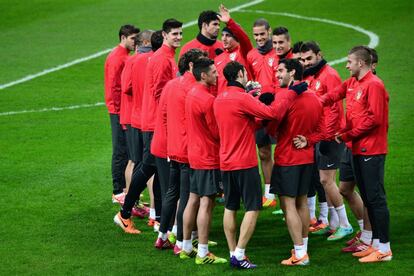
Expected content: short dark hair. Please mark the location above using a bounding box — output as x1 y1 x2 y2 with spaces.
151 30 163 52
279 58 303 81
349 45 372 66
223 61 245 82
135 30 154 47
253 18 270 30
192 58 215 81
119 24 140 41
292 41 303 54
367 47 378 64
198 10 219 30
162 18 183 33
178 49 208 75
272 26 290 40
300 41 321 54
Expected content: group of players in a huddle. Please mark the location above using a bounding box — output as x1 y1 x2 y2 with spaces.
104 4 391 268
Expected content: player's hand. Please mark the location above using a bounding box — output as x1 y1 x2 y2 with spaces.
288 82 308 95
293 135 308 149
334 133 343 144
217 4 230 23
258 93 275 105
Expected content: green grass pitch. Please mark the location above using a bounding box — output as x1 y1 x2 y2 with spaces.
0 0 413 274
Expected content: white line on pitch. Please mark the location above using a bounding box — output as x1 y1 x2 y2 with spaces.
238 9 379 66
0 102 105 116
0 0 264 91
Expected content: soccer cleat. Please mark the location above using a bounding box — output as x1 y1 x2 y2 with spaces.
131 206 147 219
309 218 317 226
230 256 257 269
262 196 277 208
310 221 329 234
179 248 198 259
168 232 176 245
281 250 309 266
196 253 227 265
272 209 284 215
327 226 353 241
359 250 392 263
352 246 376 258
153 221 160 233
147 218 156 226
342 240 371 253
112 192 125 205
173 245 182 255
154 238 174 250
113 212 141 234
346 230 361 246
192 239 217 247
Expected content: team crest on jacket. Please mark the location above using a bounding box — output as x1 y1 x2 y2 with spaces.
229 52 237 61
356 90 363 100
268 57 274 67
315 80 321 90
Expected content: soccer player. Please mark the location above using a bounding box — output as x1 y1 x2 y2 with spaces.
180 58 227 264
120 36 140 195
113 19 182 234
214 4 253 93
214 61 302 269
272 26 293 60
269 58 324 265
179 10 223 58
321 46 391 263
246 18 278 208
154 49 207 251
291 41 303 59
340 46 379 252
300 41 353 240
104 24 139 204
129 30 164 224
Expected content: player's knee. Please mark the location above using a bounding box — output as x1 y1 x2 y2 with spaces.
339 185 351 197
258 146 271 161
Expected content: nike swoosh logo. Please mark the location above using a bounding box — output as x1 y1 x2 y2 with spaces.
291 258 303 264
327 164 335 168
252 61 258 66
348 88 353 91
120 218 128 228
364 157 373 162
217 61 223 65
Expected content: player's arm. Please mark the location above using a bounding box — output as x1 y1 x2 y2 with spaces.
153 59 173 102
293 113 326 149
205 97 220 141
324 73 342 137
217 4 253 59
320 80 348 106
109 59 125 112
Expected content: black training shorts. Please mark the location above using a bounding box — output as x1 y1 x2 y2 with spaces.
222 166 262 211
270 164 313 197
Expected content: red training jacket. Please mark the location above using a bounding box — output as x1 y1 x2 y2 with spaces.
104 45 129 114
215 19 253 93
179 34 223 59
141 44 178 131
166 72 196 163
186 82 220 169
268 89 324 166
130 51 153 130
213 84 296 171
247 47 279 92
321 71 389 155
151 79 177 159
304 64 344 139
120 54 136 125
